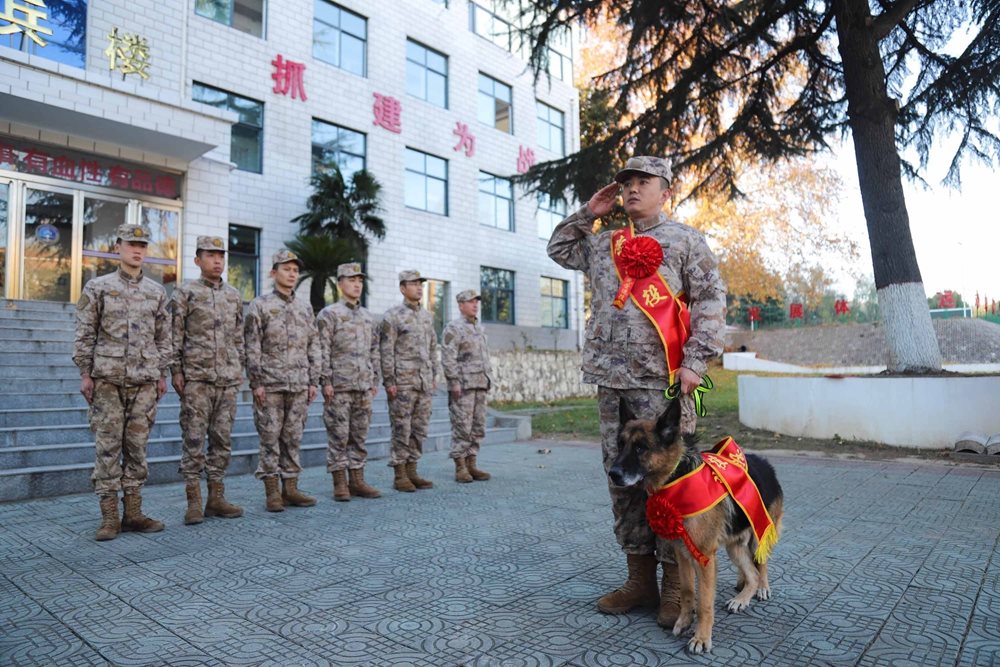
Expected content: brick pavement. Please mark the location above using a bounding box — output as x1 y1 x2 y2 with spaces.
1 442 998 666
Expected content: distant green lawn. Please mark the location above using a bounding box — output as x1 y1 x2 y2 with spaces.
494 367 741 438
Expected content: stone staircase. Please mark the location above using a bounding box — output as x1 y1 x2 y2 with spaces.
0 299 526 501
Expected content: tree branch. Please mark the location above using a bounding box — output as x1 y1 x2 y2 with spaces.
871 0 921 41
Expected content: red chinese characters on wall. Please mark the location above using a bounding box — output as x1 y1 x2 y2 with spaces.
452 122 475 157
373 93 402 133
271 54 308 101
516 146 536 174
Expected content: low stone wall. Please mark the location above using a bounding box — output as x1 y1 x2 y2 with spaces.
490 350 595 403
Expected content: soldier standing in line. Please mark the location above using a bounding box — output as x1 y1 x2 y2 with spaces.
170 236 245 525
316 262 382 501
380 270 439 493
244 250 322 512
547 157 726 627
441 289 493 483
74 223 171 541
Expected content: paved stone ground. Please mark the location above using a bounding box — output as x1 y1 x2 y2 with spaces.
1 442 999 666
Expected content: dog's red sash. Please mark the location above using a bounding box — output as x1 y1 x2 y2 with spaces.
646 437 779 567
610 224 690 384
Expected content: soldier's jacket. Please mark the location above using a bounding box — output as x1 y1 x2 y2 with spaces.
316 300 380 392
441 315 492 391
169 278 245 386
244 290 321 391
547 206 726 388
380 301 438 391
73 269 171 386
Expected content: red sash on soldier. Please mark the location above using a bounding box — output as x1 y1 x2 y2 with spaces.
610 224 691 384
645 437 779 567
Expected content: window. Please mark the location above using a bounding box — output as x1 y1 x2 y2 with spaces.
481 267 515 324
228 224 260 302
546 28 573 82
477 74 513 133
406 40 448 108
478 172 513 231
422 279 449 340
313 1 367 76
537 102 565 156
1 0 86 68
195 0 264 37
192 83 264 173
405 149 448 215
312 120 366 176
537 194 567 239
541 277 569 328
469 1 515 52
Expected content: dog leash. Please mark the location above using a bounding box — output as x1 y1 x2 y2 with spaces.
666 374 714 417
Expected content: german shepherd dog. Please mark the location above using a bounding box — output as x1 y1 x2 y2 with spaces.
608 398 784 654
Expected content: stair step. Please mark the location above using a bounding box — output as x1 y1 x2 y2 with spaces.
0 327 75 341
0 316 75 329
0 340 76 353
0 299 77 314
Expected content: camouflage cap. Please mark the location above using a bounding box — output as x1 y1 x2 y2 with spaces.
116 223 152 243
398 269 428 283
272 249 303 268
456 289 481 303
614 156 673 183
337 262 365 279
197 235 227 252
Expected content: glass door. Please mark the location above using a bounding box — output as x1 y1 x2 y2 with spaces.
21 185 76 302
0 182 9 296
80 194 130 293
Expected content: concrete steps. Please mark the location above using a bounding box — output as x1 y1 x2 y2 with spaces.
0 298 527 501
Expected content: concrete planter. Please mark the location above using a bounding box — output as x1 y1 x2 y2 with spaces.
738 375 1000 449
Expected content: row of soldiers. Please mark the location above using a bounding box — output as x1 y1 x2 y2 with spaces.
73 225 493 542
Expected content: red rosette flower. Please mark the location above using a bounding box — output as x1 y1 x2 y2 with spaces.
614 235 664 308
646 489 710 567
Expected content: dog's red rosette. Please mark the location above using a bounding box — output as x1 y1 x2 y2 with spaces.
646 490 711 567
613 236 664 309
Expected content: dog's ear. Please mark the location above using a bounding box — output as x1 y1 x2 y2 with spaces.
654 398 681 445
619 398 637 427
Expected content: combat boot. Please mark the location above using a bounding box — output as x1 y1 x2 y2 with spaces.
657 559 682 628
263 477 284 512
184 480 204 525
393 464 416 492
121 489 165 533
405 461 434 489
205 480 243 519
95 494 120 542
348 467 381 498
596 554 660 614
454 457 473 483
466 455 491 481
282 477 317 507
332 469 350 502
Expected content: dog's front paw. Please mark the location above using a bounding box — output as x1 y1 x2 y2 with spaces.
756 586 771 601
687 634 713 654
672 613 693 636
726 596 751 613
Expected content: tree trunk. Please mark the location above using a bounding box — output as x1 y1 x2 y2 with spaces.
309 276 326 314
833 0 942 372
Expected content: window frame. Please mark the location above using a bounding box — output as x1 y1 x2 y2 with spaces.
478 171 514 231
192 82 264 174
313 0 368 77
540 276 569 329
477 73 513 134
405 148 449 216
536 193 568 239
405 39 449 109
194 0 266 38
480 266 515 325
536 101 566 156
227 223 260 302
311 119 367 177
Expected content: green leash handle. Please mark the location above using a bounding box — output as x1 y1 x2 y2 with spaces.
665 374 714 417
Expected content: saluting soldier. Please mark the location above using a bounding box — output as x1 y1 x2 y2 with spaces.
244 250 322 512
316 262 382 501
548 156 726 626
170 235 245 525
74 223 171 541
441 289 493 483
380 270 439 493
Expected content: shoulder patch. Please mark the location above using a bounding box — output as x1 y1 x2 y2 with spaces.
77 293 90 310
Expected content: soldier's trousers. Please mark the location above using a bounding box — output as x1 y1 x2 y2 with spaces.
387 388 432 466
90 380 158 496
448 388 487 459
253 390 309 480
598 386 697 560
323 390 373 472
179 383 238 481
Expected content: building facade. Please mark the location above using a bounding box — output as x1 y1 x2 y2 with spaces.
0 0 584 349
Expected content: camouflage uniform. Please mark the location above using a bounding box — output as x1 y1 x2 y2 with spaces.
547 156 727 557
245 262 321 480
170 267 245 482
317 293 380 472
381 273 439 467
74 250 171 497
441 294 492 460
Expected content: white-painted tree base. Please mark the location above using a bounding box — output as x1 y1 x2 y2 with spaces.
878 282 942 371
739 375 1000 449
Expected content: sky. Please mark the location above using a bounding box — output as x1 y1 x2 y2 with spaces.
828 140 999 305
